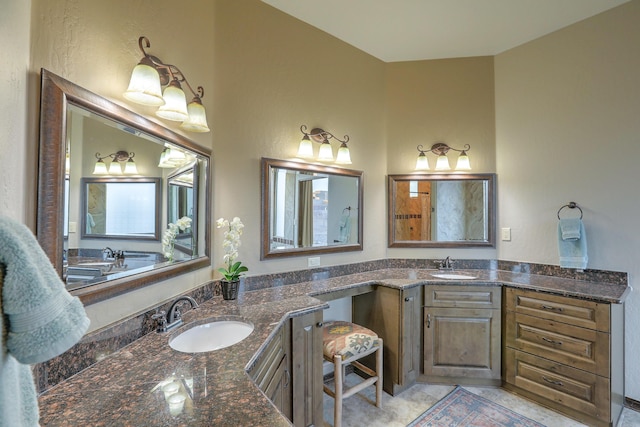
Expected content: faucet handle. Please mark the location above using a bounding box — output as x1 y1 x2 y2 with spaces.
152 310 168 332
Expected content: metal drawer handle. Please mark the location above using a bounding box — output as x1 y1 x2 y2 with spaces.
284 368 291 388
541 337 563 345
542 376 564 387
427 313 431 328
405 297 414 302
316 322 323 328
541 305 564 312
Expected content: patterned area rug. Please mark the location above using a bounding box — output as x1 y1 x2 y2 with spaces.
407 386 546 427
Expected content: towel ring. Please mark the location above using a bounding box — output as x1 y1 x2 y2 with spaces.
557 202 583 220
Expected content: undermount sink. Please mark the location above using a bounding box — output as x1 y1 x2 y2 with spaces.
169 320 254 353
430 273 478 280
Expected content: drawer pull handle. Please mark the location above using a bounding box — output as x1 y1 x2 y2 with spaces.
316 322 323 328
542 376 564 387
284 368 291 388
427 313 431 328
405 297 414 302
542 337 563 345
541 305 564 312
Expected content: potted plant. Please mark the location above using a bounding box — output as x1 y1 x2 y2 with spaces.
216 217 248 300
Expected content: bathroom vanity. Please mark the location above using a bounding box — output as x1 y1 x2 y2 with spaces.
37 267 628 427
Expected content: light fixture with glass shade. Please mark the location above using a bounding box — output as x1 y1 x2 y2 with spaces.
414 143 471 171
158 146 188 168
123 36 210 133
93 151 138 175
297 125 352 164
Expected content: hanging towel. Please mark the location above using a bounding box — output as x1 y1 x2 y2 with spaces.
559 218 581 241
338 215 351 243
0 215 90 426
557 218 588 270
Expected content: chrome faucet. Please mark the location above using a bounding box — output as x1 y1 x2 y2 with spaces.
102 247 114 260
153 296 199 333
438 256 455 270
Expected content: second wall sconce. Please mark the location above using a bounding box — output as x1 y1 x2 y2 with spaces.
297 125 352 164
93 151 138 175
123 36 210 133
415 142 471 171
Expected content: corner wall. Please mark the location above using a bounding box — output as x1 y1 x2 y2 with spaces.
495 0 640 400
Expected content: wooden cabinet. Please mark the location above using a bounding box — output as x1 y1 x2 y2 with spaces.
423 285 501 386
503 287 624 427
353 285 422 395
249 310 323 427
291 311 323 427
249 322 292 420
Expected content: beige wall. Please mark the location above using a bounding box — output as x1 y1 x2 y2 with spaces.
495 0 640 399
385 57 497 260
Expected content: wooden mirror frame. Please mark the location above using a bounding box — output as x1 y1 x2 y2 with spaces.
387 173 496 248
261 158 364 259
37 69 211 305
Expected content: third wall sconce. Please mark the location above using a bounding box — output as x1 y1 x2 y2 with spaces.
93 151 137 175
415 142 471 171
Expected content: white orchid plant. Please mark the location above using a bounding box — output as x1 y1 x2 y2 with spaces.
162 216 192 261
216 216 248 282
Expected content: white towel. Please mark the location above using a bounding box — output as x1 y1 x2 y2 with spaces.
557 219 588 270
0 215 90 426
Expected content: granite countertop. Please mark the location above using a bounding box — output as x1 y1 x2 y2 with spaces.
37 268 629 426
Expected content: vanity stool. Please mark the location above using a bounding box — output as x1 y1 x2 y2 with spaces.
322 320 383 427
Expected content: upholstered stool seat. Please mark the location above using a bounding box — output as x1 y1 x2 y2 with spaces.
322 321 383 427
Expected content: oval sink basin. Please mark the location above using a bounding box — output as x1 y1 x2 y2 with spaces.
431 273 477 280
169 320 254 353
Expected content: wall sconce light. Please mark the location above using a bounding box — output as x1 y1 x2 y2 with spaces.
158 146 188 168
93 151 138 175
415 142 471 171
123 36 210 133
297 125 352 164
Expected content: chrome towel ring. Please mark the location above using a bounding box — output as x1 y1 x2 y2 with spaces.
557 201 583 220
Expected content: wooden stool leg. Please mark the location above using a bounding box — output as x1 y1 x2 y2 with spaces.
334 355 343 427
375 339 383 408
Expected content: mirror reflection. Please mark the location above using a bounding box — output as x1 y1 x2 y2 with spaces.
388 173 496 248
261 158 363 259
38 69 211 303
81 178 161 239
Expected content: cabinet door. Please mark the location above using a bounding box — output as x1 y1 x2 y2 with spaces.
401 286 421 388
424 307 501 382
264 354 292 418
291 311 323 427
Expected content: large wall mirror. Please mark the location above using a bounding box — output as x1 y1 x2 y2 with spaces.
388 173 496 248
38 69 211 305
261 158 363 259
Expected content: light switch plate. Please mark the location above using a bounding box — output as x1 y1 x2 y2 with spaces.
501 227 511 241
69 221 77 233
308 257 320 267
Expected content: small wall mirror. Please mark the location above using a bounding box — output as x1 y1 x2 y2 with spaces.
38 69 211 304
261 158 363 259
388 173 496 248
81 178 161 240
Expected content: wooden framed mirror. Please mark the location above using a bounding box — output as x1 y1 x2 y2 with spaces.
37 69 211 305
261 158 363 259
388 173 496 248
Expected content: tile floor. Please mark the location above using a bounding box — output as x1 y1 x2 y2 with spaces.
322 373 640 427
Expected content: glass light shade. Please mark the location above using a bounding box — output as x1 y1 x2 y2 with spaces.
180 98 210 132
415 153 429 170
124 158 138 174
317 141 334 161
123 63 165 106
335 143 352 164
455 151 471 170
297 135 314 159
158 149 172 168
108 160 123 175
65 152 70 175
435 154 451 171
156 81 188 122
93 159 108 175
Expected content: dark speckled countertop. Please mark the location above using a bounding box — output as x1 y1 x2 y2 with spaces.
37 268 629 426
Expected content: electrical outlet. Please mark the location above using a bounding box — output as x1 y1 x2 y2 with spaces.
308 257 320 267
501 227 511 241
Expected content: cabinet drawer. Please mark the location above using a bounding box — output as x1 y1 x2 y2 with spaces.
505 288 609 332
250 326 286 389
425 285 501 309
505 311 609 377
504 348 610 422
